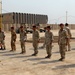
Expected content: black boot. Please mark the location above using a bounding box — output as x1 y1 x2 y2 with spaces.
45 55 51 58
59 58 65 61
32 53 37 56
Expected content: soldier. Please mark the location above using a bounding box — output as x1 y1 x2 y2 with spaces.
0 28 6 50
58 23 69 61
20 26 27 54
45 26 54 58
32 25 40 56
10 27 17 52
65 23 72 51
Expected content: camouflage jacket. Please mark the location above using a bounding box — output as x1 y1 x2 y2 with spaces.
20 30 27 42
45 31 54 45
33 30 39 42
58 29 69 44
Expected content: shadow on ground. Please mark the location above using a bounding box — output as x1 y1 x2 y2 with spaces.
10 55 32 59
53 64 75 70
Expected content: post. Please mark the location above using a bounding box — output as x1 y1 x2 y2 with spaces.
0 0 2 28
66 11 68 23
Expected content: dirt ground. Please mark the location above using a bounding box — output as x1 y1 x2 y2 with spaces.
0 30 75 75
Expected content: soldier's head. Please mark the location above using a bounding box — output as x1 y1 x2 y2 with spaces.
20 26 24 31
65 23 69 27
47 26 51 31
59 23 64 29
11 27 14 32
32 25 36 31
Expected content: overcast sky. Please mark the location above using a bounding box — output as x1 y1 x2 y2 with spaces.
2 0 75 24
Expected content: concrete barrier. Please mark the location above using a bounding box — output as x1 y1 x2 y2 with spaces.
2 24 75 31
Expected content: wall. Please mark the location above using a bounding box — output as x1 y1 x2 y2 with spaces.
2 24 75 32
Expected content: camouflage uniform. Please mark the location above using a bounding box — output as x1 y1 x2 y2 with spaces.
45 31 53 58
65 27 72 51
11 31 17 51
0 31 6 50
58 29 68 60
32 30 39 55
20 30 27 53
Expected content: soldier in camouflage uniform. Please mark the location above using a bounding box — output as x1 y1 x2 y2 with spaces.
0 28 6 50
45 26 54 58
20 26 27 54
65 23 72 51
32 26 40 56
10 27 17 52
58 23 69 61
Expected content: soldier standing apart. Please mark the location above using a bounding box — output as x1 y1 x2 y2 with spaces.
32 26 40 56
20 26 27 54
10 27 17 52
45 26 54 58
58 23 69 61
0 28 6 50
65 23 72 51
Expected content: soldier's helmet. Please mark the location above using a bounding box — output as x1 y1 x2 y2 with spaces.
47 26 51 29
65 23 68 26
20 26 24 28
11 27 14 29
32 25 36 28
59 23 64 26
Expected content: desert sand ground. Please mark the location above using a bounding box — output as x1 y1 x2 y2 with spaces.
0 30 75 75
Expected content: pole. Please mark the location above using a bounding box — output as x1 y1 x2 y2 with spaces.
66 11 68 23
0 0 2 28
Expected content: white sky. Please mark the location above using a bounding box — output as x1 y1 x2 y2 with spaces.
2 0 75 24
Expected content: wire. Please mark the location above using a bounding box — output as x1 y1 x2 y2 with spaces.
2 9 10 13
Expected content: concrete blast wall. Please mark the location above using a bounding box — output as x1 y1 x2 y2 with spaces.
2 24 75 32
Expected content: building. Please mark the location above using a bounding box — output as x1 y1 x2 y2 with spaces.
2 12 48 25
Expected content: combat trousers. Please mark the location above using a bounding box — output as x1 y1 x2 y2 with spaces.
11 40 16 51
20 41 26 53
46 44 52 56
0 40 6 49
33 41 38 54
59 44 66 59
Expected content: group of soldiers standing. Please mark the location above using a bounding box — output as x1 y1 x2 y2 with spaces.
0 23 72 61
10 26 27 54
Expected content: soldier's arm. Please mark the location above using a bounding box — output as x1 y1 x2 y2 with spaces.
14 32 17 41
37 31 40 42
50 32 54 44
24 32 27 41
15 33 17 39
3 32 5 40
